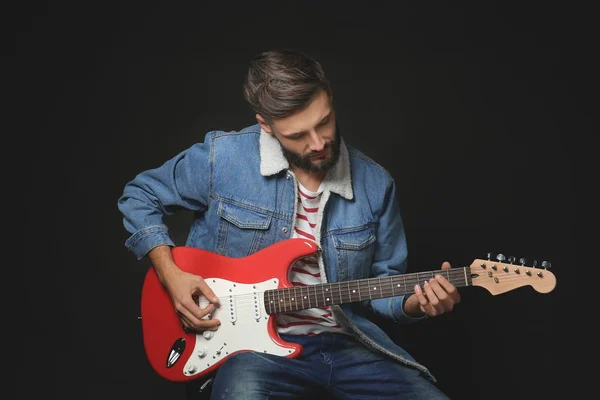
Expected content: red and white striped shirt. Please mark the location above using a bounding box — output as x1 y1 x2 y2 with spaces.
276 181 350 336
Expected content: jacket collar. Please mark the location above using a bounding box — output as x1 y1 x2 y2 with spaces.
259 127 353 200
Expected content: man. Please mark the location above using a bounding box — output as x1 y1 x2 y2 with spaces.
118 49 460 399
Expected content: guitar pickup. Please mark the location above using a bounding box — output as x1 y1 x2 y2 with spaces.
228 294 237 323
253 291 261 321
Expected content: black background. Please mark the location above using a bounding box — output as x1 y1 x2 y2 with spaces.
12 2 584 399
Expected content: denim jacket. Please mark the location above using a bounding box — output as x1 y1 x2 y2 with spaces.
118 123 435 381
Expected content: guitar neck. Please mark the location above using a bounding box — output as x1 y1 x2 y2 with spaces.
264 267 472 314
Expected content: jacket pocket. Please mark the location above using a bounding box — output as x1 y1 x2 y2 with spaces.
331 225 376 281
216 200 272 257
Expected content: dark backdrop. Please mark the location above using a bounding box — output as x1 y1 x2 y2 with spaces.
13 2 582 399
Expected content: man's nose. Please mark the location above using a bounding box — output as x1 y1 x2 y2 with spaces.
308 130 325 152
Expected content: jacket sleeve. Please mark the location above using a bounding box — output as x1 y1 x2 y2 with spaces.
366 175 427 324
117 134 213 260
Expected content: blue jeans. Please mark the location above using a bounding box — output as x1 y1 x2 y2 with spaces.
209 333 448 399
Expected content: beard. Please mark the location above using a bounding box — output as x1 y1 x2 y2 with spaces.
279 124 341 174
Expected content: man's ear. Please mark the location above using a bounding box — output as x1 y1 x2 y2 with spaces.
256 114 272 134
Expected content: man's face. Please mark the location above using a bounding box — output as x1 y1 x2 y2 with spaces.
260 90 340 174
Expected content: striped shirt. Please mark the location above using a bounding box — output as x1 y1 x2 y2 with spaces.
276 181 350 336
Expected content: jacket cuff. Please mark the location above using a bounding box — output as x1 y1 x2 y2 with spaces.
394 295 428 323
124 224 175 260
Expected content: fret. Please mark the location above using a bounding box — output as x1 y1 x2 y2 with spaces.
310 285 318 308
347 281 352 302
294 287 300 311
358 279 362 301
277 290 283 312
300 285 306 310
338 282 343 305
270 290 275 314
292 286 299 312
318 284 324 307
347 281 351 303
265 290 271 314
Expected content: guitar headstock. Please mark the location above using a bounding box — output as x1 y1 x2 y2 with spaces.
469 254 556 295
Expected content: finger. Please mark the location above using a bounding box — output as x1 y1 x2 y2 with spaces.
415 285 437 316
186 301 218 322
179 312 221 332
427 279 450 304
177 305 221 332
415 283 438 316
422 280 441 308
414 284 432 310
433 274 461 303
178 312 194 330
440 261 452 270
194 276 220 305
187 316 221 332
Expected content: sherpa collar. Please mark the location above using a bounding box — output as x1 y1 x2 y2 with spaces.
259 128 354 200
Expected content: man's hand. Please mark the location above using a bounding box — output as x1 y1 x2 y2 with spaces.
403 261 460 317
148 245 221 332
161 267 221 332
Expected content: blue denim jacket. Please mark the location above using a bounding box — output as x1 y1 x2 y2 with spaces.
118 123 435 381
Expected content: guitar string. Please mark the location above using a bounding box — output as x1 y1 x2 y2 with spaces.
203 269 468 305
205 269 550 305
199 270 552 312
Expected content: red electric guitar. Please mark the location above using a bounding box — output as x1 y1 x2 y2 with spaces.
140 238 556 382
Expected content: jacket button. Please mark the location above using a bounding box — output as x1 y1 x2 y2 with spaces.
282 227 288 233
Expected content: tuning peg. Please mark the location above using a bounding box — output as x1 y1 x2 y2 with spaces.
487 252 491 260
541 261 552 269
519 257 527 266
496 253 506 263
532 260 538 268
508 256 516 264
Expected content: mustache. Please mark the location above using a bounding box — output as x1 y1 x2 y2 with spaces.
304 141 333 158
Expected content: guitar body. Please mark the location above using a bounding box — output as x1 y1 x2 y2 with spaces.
140 238 319 382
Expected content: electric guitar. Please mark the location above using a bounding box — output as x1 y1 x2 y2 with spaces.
140 238 556 382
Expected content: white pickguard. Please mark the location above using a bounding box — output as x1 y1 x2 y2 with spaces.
182 277 295 377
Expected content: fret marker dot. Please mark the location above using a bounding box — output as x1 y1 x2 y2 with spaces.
352 290 356 293
373 287 377 290
326 298 330 301
304 296 307 299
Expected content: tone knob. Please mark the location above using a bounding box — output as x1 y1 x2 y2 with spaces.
203 330 215 339
197 349 207 358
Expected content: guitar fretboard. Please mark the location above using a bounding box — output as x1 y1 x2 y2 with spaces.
264 267 472 314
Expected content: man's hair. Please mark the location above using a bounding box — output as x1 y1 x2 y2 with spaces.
243 49 332 122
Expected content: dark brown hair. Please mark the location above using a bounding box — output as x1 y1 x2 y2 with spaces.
243 49 332 121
